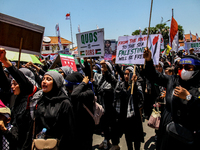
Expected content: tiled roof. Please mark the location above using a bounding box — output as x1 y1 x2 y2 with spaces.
179 34 199 43
42 36 72 45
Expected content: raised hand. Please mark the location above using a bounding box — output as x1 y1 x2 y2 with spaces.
143 47 152 61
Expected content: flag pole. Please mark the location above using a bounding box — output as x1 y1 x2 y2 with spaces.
171 8 175 64
69 12 74 50
144 0 153 69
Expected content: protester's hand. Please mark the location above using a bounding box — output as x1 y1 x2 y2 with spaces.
83 57 88 62
93 101 104 125
160 90 166 99
131 74 137 82
143 47 152 61
89 58 92 65
100 60 107 72
82 76 89 84
0 120 7 131
90 78 94 83
0 48 7 62
173 86 190 100
77 57 80 61
112 57 116 65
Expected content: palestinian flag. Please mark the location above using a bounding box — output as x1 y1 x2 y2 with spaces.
80 51 85 56
95 49 101 55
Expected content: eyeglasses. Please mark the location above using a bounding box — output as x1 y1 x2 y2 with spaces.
178 64 194 70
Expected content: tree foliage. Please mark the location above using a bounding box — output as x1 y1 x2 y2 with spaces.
132 23 184 42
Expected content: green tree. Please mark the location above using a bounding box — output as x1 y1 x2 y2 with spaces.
132 23 184 45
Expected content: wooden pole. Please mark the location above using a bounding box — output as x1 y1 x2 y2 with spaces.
144 0 153 69
17 38 23 69
131 65 136 95
90 57 93 79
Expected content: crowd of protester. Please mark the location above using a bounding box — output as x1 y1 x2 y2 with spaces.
0 47 200 150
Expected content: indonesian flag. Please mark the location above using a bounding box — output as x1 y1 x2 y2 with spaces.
190 31 193 42
139 27 142 42
78 25 80 33
196 33 199 42
55 23 63 50
170 17 179 52
66 13 70 20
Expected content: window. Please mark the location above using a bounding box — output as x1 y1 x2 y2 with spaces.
45 46 49 50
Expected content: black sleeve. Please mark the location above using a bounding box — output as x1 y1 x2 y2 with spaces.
104 70 118 88
1 126 18 147
39 68 46 76
144 60 169 88
0 62 10 92
115 64 125 81
71 82 94 107
83 61 92 79
7 65 34 95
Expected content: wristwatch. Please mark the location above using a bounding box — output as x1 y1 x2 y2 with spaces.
186 94 192 101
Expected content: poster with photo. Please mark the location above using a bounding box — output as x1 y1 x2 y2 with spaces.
104 39 116 60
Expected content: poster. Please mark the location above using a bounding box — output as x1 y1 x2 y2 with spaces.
76 28 104 58
104 39 116 60
60 54 77 71
116 34 161 65
187 42 200 53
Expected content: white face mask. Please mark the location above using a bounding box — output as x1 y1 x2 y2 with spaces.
181 69 194 81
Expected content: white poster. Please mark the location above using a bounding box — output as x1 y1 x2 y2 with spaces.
76 28 104 57
116 34 161 65
187 42 200 53
104 39 116 60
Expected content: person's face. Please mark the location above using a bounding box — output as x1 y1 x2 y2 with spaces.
59 69 65 77
178 64 194 71
105 41 111 48
124 70 130 82
155 64 163 73
41 75 53 93
11 80 20 95
165 69 173 75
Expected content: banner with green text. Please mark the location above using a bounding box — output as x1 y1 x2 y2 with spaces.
187 42 200 53
116 34 161 65
76 28 104 58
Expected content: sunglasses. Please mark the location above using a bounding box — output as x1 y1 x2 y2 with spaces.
178 64 194 70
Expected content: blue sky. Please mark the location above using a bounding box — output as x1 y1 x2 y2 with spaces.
1 0 200 47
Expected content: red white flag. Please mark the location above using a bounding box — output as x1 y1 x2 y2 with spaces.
196 33 199 42
55 23 63 50
170 17 179 52
66 13 70 20
78 25 80 33
190 31 193 42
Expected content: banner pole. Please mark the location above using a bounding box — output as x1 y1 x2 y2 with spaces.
144 0 153 69
70 12 73 50
17 38 23 69
131 65 136 95
90 57 93 79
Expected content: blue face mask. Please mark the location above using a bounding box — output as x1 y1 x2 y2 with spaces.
93 70 98 73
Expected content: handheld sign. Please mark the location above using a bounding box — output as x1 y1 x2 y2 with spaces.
76 28 104 58
116 34 161 65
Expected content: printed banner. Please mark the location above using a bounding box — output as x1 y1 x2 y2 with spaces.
187 42 200 53
60 54 77 71
104 39 116 60
116 34 161 65
76 28 104 57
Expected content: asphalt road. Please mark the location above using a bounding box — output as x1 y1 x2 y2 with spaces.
92 119 156 150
